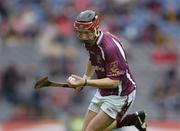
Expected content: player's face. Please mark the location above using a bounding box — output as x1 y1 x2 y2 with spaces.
76 29 96 43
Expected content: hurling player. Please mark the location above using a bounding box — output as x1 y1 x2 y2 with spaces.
67 10 147 131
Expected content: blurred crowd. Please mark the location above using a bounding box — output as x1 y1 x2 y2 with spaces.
0 0 180 125
152 65 180 120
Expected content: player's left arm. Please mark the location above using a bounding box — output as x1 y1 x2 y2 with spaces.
67 75 119 89
85 77 119 88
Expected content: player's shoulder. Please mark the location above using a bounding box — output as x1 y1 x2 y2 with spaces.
100 32 118 51
102 31 123 42
102 31 113 38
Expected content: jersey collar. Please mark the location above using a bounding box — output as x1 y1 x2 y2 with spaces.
97 31 103 45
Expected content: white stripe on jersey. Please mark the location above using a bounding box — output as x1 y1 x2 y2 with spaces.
96 31 105 60
118 81 122 96
126 70 136 86
98 45 105 60
97 31 103 45
111 36 136 87
112 38 126 61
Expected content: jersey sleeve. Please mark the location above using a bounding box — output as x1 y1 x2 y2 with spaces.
105 39 128 80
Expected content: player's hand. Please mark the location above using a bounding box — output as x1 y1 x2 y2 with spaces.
66 75 86 91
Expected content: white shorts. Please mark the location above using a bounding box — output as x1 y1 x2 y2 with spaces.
88 90 136 119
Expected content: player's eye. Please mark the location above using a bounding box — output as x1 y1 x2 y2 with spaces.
76 30 95 40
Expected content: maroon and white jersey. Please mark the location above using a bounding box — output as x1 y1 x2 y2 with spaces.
85 31 136 96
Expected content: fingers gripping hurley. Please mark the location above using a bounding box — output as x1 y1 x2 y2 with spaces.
34 76 70 89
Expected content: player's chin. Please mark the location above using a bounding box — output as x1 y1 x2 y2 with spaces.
80 39 95 44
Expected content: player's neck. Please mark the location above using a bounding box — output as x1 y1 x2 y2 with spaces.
91 31 101 45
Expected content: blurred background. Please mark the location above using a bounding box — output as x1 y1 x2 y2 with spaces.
0 0 179 130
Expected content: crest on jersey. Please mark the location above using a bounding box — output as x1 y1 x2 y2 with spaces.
110 61 120 74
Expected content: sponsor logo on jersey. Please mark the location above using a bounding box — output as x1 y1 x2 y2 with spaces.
108 61 124 77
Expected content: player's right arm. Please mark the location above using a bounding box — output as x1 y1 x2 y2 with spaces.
83 59 94 79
